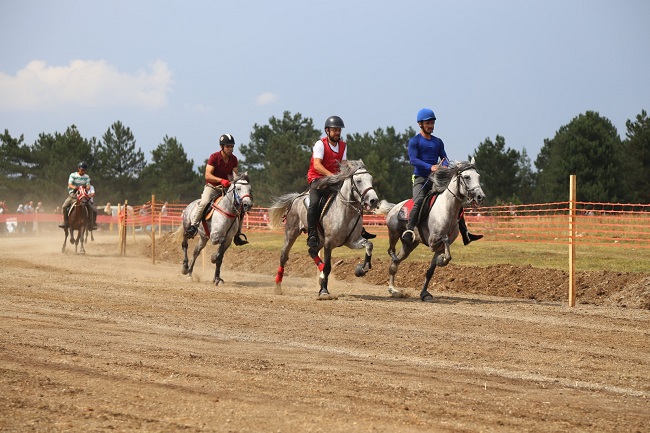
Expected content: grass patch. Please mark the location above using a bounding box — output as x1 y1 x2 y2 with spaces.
244 229 650 273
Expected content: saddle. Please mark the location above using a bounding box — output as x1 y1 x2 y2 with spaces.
398 191 466 225
202 195 226 221
303 190 337 231
398 191 440 222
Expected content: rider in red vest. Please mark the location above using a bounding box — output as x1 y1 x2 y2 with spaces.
306 115 375 249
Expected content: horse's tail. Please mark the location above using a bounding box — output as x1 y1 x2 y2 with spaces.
268 193 301 230
172 224 185 242
374 199 397 216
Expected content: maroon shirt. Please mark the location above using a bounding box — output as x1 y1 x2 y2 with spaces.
206 151 238 187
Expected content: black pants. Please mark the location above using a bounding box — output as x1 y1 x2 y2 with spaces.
307 180 327 238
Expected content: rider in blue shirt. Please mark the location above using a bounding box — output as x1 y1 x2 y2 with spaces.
402 108 482 245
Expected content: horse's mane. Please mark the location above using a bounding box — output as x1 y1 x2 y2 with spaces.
428 160 474 193
317 159 366 189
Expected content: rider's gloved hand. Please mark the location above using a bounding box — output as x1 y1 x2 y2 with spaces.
220 179 231 188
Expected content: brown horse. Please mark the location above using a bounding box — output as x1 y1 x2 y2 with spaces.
62 188 90 254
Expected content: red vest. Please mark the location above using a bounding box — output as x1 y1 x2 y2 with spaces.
307 137 347 184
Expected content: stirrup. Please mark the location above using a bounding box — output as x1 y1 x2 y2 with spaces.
361 228 376 239
233 233 248 246
401 229 415 243
185 225 198 239
58 223 68 229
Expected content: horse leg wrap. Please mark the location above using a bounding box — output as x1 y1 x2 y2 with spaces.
275 266 285 284
313 256 325 272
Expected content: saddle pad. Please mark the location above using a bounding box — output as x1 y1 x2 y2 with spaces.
205 196 224 221
398 200 414 221
398 194 439 221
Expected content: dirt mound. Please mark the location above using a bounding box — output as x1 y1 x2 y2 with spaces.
149 232 650 309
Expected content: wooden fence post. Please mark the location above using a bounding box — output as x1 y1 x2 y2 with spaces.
568 175 576 307
151 195 156 265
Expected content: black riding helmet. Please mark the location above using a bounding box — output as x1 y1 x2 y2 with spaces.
219 133 235 146
324 116 345 129
78 162 88 170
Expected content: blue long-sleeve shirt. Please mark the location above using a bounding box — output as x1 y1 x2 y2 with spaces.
407 133 449 177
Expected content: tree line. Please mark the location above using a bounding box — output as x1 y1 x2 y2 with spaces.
1 109 648 211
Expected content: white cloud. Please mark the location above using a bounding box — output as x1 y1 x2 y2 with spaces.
255 92 278 106
0 59 173 111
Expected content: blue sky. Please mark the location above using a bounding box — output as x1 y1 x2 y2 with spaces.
1 0 648 171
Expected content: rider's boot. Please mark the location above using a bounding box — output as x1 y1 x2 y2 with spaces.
233 232 249 246
58 206 70 229
401 203 420 243
185 223 199 239
361 227 376 239
306 205 319 249
459 216 483 245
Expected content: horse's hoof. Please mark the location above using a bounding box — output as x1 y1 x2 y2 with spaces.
317 288 336 300
354 264 367 277
274 283 283 295
214 278 224 286
388 288 405 298
420 292 435 303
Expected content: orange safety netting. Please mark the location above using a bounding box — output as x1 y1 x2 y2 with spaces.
6 200 648 248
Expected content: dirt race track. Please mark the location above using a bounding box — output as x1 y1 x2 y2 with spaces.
1 232 649 432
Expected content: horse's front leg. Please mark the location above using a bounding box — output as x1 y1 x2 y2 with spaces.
347 237 373 277
419 254 439 303
433 235 452 267
317 247 334 299
78 228 86 254
61 229 69 254
210 243 227 286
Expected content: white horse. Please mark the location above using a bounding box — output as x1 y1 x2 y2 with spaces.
375 159 485 302
269 160 379 299
179 172 252 285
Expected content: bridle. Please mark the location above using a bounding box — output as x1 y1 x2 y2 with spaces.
446 164 481 204
339 169 375 214
75 188 90 205
213 179 252 219
233 180 252 211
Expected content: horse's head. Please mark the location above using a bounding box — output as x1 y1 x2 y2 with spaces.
347 160 378 210
455 157 485 205
231 171 253 212
76 187 90 204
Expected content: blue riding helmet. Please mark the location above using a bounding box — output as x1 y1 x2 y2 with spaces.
417 108 436 123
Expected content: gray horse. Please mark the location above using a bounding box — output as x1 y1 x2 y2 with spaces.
375 159 485 302
179 172 252 285
269 160 379 299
